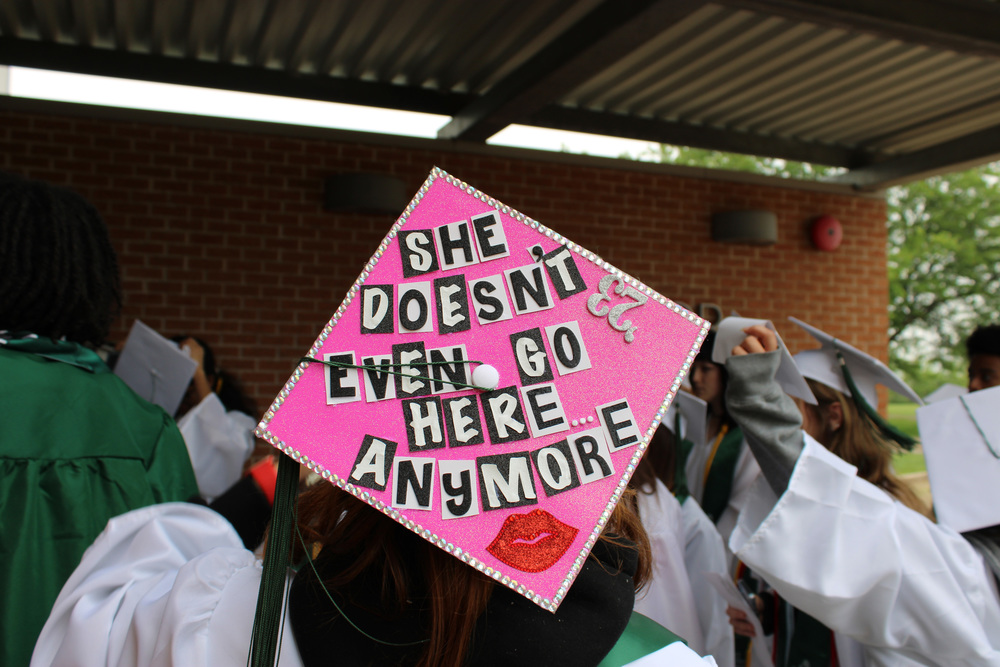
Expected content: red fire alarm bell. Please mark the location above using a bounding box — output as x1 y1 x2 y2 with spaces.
811 215 842 251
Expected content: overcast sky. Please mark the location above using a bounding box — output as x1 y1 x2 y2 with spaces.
7 67 661 161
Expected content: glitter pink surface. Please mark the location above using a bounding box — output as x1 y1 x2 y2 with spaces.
260 169 706 610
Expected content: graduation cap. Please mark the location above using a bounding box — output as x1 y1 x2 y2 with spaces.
788 316 921 449
917 384 1000 533
113 319 197 415
662 389 707 449
923 382 967 404
711 316 817 405
249 167 709 662
660 390 707 502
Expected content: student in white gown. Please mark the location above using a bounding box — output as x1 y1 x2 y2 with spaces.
173 336 258 502
725 318 933 666
683 331 761 549
632 426 736 667
722 323 1000 666
32 462 718 667
678 495 736 666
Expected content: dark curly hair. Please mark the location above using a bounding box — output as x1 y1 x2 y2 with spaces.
966 324 1000 359
0 178 121 344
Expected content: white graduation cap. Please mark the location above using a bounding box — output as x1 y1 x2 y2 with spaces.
924 382 967 404
662 390 707 447
788 316 923 407
113 319 198 416
712 316 817 405
917 384 1000 533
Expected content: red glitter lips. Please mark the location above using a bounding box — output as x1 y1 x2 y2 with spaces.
486 509 579 573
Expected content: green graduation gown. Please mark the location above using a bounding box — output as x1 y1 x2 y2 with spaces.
0 337 198 667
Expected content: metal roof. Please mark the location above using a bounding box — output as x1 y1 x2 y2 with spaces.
2 0 1000 191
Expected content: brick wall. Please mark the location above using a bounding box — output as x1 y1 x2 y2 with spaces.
0 104 888 415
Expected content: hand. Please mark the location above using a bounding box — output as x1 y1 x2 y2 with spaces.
731 324 778 357
726 604 757 638
180 337 213 402
180 337 206 368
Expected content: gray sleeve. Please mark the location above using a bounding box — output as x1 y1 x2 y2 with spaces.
725 349 806 496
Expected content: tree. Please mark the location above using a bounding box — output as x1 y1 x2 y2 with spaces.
634 146 1000 379
637 145 841 180
887 164 1000 373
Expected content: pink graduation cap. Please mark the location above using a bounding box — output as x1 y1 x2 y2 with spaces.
255 167 708 611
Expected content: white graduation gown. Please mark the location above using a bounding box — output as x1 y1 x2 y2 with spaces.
31 503 302 667
685 431 761 548
636 481 706 654
634 481 734 667
177 393 256 501
730 436 1000 667
32 503 716 667
680 496 736 667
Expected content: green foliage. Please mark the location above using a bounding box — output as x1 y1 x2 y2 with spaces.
891 360 967 401
641 143 1000 379
887 163 1000 370
639 145 843 180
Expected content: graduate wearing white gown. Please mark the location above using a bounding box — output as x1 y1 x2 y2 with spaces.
683 331 761 550
722 325 1000 666
634 408 735 667
634 479 735 666
174 337 257 502
679 495 737 667
178 391 256 501
32 494 718 667
683 430 759 549
635 479 705 653
30 503 302 667
731 437 1000 666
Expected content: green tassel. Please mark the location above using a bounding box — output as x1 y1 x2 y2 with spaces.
249 454 300 667
836 350 917 451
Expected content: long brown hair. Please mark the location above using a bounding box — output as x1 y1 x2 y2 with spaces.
802 379 931 518
291 481 651 667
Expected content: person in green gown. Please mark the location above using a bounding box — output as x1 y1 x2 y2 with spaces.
0 176 199 666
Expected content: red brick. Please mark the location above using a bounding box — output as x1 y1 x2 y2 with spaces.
2 107 889 411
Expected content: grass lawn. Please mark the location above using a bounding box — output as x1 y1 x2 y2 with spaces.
888 402 927 475
893 449 927 475
887 402 919 440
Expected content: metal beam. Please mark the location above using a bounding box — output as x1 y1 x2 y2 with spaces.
0 37 472 116
827 124 1000 191
528 106 872 168
717 0 1000 58
860 91 1000 154
436 0 703 143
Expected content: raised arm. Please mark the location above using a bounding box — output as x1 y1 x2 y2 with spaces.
724 325 804 496
722 328 1000 663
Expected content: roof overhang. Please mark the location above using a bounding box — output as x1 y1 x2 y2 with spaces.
2 0 999 191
